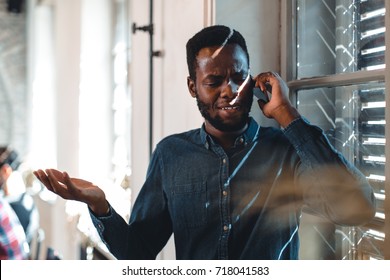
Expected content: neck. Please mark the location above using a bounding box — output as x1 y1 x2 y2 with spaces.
205 122 248 150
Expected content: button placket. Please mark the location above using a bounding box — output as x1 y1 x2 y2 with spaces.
219 155 231 259
217 127 260 259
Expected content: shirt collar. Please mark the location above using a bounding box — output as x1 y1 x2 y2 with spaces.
200 117 260 150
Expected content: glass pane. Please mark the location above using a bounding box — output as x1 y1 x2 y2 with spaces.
296 0 385 78
297 82 385 259
112 0 131 188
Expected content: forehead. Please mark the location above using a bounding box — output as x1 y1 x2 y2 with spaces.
196 44 249 74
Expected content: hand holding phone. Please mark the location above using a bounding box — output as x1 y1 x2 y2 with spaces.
253 87 269 103
252 71 300 127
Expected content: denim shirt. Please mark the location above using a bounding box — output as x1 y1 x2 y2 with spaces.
90 117 375 260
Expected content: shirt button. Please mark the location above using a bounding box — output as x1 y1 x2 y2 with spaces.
223 225 229 231
223 190 228 196
239 137 244 144
222 158 227 164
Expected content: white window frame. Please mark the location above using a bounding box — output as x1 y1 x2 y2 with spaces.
281 0 390 259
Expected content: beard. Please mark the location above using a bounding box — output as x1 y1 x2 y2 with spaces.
195 91 253 132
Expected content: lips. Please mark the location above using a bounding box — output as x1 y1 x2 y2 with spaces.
217 104 242 113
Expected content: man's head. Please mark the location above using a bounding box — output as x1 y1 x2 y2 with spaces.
186 25 250 81
186 25 253 133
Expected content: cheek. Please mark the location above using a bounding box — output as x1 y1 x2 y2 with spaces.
197 88 220 104
240 90 254 107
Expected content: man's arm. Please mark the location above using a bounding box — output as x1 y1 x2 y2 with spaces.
253 71 376 226
34 147 173 260
283 117 376 225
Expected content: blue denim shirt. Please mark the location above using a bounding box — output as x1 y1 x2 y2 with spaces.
90 117 375 259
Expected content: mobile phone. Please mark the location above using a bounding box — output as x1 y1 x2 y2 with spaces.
253 87 269 103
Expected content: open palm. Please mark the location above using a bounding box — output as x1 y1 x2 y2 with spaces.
33 168 108 215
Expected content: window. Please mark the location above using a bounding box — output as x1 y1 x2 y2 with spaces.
111 0 132 204
288 0 387 259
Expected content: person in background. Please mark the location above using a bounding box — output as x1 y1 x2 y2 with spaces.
34 25 376 259
0 195 28 259
0 146 40 245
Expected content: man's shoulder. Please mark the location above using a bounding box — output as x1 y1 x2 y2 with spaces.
257 125 295 150
157 128 202 147
259 125 285 139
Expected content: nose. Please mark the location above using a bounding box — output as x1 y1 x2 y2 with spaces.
221 80 238 99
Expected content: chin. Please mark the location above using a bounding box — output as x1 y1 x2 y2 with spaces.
210 116 249 132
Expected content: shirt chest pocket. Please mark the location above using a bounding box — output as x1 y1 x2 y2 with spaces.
171 181 208 229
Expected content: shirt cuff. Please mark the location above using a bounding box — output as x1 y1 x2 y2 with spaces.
282 116 323 149
282 116 306 132
89 203 113 220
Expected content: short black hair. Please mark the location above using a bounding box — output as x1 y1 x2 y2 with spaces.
186 25 250 80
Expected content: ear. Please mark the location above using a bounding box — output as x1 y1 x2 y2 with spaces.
187 76 196 98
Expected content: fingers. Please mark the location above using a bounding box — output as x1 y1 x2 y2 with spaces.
255 71 280 80
254 71 290 100
33 168 72 199
254 71 281 90
45 169 69 197
33 169 54 192
48 169 67 183
63 171 79 195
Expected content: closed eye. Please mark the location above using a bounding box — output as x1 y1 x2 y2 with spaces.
203 77 224 88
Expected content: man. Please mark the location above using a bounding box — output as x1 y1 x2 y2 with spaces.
34 25 376 259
